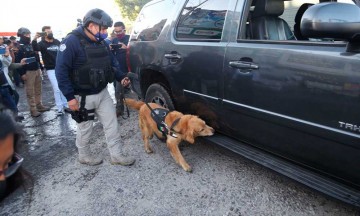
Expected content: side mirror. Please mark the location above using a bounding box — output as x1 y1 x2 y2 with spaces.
301 3 360 41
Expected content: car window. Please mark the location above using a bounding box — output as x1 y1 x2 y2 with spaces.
280 0 354 32
240 0 356 42
175 0 230 41
131 0 176 41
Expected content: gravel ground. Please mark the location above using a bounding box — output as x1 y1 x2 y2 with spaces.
0 76 359 216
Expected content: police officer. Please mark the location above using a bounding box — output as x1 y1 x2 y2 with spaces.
55 8 135 166
16 27 50 117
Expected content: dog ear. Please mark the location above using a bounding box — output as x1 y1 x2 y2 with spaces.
185 118 196 144
184 128 195 144
179 116 195 144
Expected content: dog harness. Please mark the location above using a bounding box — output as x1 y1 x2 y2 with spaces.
146 103 180 138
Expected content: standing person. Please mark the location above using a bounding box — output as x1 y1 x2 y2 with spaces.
16 27 50 117
0 41 26 121
55 8 135 166
0 45 18 116
111 21 130 117
32 26 69 115
9 36 23 87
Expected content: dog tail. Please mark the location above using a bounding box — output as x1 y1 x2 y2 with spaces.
124 98 145 110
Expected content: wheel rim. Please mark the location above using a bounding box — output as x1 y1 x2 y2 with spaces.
151 96 168 108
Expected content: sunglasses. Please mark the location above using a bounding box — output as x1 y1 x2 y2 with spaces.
0 153 24 178
114 29 126 34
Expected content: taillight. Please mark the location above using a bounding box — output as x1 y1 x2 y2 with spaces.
126 42 132 72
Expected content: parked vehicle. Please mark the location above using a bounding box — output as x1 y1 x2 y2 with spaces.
127 0 360 207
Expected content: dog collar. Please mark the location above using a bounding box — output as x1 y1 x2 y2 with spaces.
169 117 181 134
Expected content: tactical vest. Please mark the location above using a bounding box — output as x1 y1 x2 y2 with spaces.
21 44 34 53
19 44 37 61
71 31 114 90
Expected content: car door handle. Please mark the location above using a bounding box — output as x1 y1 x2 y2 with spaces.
229 61 259 70
164 53 182 60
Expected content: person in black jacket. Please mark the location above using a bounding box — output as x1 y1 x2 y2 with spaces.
32 26 69 115
16 27 50 117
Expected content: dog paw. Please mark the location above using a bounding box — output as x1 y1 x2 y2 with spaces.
145 148 153 154
183 166 192 172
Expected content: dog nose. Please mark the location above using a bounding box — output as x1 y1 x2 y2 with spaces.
211 128 215 134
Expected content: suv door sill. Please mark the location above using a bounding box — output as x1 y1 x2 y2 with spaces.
204 134 360 207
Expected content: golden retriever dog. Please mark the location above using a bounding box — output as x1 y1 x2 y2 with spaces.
125 98 215 172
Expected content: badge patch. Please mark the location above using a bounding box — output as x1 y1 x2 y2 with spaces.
59 44 66 52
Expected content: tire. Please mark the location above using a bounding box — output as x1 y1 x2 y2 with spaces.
145 83 175 110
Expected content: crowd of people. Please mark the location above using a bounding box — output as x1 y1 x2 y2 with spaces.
0 8 134 201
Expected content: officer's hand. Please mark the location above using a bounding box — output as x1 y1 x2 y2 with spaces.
68 99 79 111
21 74 27 81
121 77 130 87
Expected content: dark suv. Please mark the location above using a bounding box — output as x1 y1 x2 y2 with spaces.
127 0 360 206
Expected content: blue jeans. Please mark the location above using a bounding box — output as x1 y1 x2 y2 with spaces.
47 70 68 112
0 86 18 113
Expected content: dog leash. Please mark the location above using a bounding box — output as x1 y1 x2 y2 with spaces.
119 84 130 120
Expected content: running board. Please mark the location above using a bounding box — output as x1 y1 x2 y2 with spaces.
204 134 360 207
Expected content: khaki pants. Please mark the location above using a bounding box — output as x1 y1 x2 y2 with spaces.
24 69 42 111
75 88 121 150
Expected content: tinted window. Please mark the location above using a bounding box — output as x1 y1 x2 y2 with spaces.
131 0 176 41
241 0 356 41
176 0 230 41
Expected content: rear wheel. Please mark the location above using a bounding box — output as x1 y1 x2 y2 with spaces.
145 83 175 110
